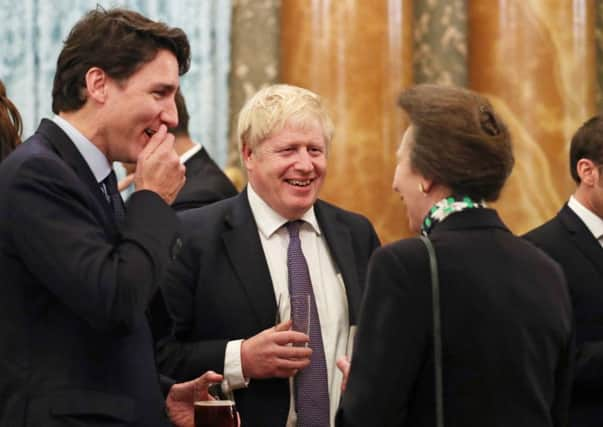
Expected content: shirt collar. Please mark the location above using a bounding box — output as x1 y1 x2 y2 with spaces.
180 143 202 164
247 183 321 239
568 195 603 240
53 115 111 183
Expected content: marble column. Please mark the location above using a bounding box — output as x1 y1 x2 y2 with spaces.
596 1 603 109
281 0 413 242
227 0 281 188
414 0 467 86
469 0 596 234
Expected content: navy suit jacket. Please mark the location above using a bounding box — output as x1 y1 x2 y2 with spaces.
525 204 603 427
157 189 380 427
0 119 181 427
338 209 573 427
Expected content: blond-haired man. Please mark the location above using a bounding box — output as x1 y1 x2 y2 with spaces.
157 84 379 427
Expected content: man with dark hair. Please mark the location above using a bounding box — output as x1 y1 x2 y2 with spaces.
525 115 603 427
168 90 237 210
0 7 220 427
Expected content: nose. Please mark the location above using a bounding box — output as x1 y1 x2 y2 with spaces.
161 98 178 129
294 148 313 172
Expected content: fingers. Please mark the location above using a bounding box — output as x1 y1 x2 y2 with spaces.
117 174 135 192
139 124 168 159
274 320 292 332
198 370 223 385
273 330 310 346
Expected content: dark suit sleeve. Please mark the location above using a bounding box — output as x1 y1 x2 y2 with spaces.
336 243 430 427
10 156 180 333
156 232 230 381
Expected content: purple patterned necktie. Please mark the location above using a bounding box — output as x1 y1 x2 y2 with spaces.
286 220 330 427
102 171 125 225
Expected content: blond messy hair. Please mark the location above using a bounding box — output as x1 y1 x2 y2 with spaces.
237 84 334 155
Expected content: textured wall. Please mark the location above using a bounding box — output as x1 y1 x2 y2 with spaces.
0 0 232 165
469 0 596 234
414 0 467 86
228 0 281 172
281 0 414 243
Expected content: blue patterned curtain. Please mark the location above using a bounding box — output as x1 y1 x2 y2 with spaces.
0 0 232 166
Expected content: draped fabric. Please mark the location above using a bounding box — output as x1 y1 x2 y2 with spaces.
0 0 232 166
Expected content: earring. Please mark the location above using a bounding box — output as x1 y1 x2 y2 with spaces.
418 182 426 194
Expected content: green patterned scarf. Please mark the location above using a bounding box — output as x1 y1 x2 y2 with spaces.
421 195 485 236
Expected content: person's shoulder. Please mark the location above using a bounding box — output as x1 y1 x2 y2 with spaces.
523 212 565 248
177 193 240 227
372 237 427 266
315 199 374 228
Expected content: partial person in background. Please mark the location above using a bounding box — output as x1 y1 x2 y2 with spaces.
0 80 22 162
158 84 380 427
336 84 573 427
0 8 220 427
119 90 238 209
170 90 238 210
524 115 603 427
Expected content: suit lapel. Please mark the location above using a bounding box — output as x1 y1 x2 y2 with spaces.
558 204 603 277
36 119 116 233
315 201 361 324
222 191 277 328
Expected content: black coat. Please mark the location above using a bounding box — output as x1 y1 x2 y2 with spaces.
172 147 237 212
337 208 573 427
157 189 380 426
525 204 603 427
0 119 181 427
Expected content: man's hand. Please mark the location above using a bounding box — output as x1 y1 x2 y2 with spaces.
336 355 351 392
165 370 223 427
241 320 312 379
134 124 185 204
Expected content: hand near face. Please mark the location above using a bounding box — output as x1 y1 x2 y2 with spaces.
165 370 223 427
241 320 312 379
134 124 185 204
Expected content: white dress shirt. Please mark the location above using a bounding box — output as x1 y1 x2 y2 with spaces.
568 195 603 247
223 184 352 426
53 115 111 183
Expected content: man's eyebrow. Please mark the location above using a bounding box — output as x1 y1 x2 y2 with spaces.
152 84 178 92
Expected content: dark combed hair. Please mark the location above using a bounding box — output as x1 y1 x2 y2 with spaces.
52 6 190 114
169 89 190 136
0 80 23 162
569 115 603 184
398 84 514 202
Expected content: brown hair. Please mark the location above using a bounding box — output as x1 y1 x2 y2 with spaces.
52 6 190 114
169 89 190 137
0 80 23 162
569 115 603 184
398 84 514 202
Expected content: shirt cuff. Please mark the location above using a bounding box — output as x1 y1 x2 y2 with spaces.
223 339 249 391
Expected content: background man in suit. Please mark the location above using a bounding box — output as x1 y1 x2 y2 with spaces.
148 90 239 342
119 90 238 210
170 90 238 210
0 8 221 427
158 84 380 426
525 115 603 427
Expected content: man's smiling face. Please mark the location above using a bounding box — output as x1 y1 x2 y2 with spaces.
243 122 327 220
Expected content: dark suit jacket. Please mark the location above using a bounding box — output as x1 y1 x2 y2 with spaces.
150 146 238 341
337 209 573 427
172 147 237 212
525 204 603 427
0 119 181 427
157 189 380 427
